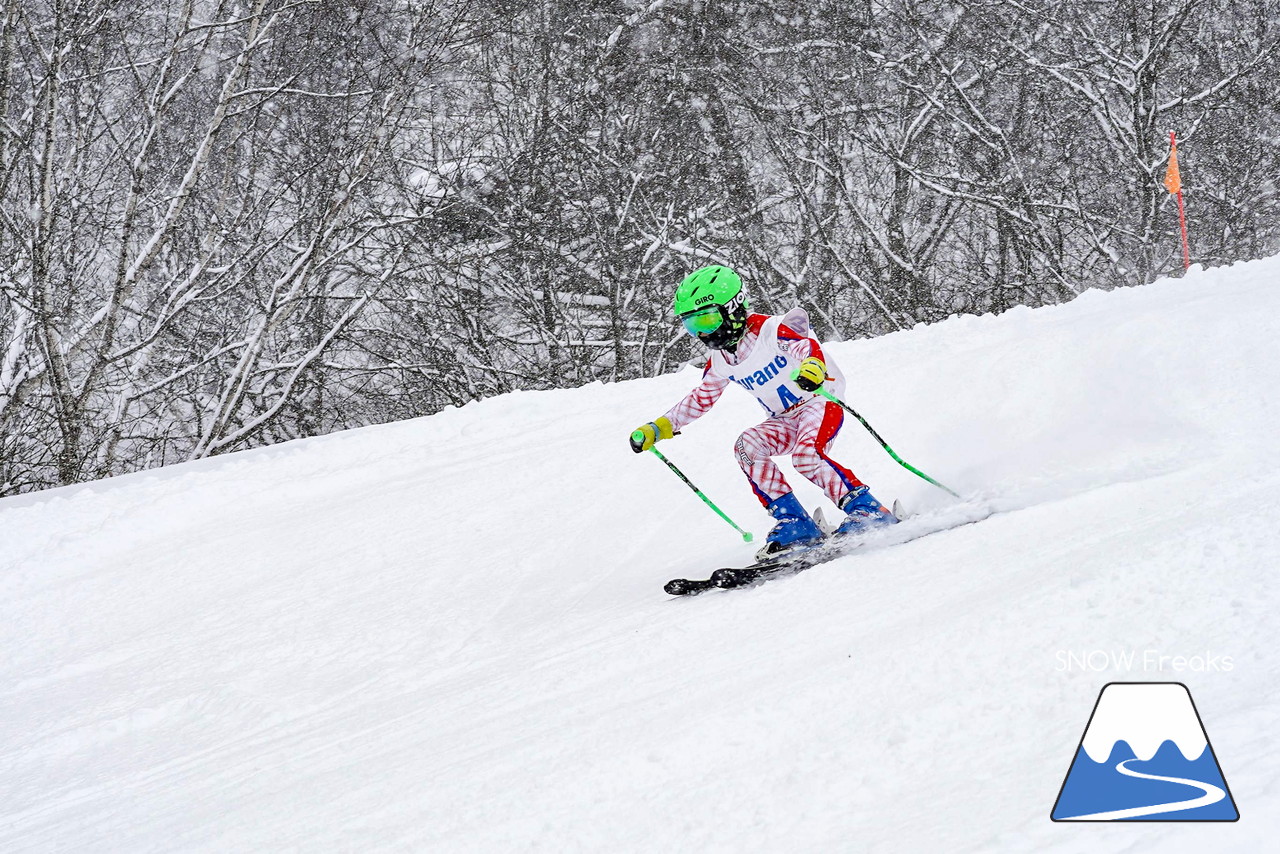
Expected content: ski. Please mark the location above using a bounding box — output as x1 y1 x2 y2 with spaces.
663 550 812 596
664 539 850 595
662 577 717 596
664 502 990 596
711 545 852 589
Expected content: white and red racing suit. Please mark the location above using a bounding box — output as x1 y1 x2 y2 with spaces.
662 308 865 508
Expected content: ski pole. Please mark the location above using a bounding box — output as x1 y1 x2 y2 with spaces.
809 384 961 499
632 433 754 543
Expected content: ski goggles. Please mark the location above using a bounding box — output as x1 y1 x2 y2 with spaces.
679 306 726 336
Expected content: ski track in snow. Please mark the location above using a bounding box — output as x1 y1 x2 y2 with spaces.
1057 758 1226 821
3 259 1280 852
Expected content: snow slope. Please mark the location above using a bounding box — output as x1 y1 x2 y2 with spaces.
3 258 1279 852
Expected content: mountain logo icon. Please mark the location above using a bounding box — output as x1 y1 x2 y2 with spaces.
1051 682 1239 821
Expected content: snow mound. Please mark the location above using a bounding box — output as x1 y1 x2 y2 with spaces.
3 258 1279 852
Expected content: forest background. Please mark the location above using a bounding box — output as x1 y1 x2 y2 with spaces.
3 0 1277 494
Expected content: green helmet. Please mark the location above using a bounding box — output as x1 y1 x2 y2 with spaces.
672 265 750 350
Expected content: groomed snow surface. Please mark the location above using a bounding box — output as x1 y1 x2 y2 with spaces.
3 258 1279 852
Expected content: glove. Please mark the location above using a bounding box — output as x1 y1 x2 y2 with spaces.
630 416 674 453
794 357 827 392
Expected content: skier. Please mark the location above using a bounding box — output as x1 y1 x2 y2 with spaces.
630 265 897 557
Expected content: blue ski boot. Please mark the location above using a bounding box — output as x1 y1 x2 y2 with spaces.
834 485 898 538
759 491 826 557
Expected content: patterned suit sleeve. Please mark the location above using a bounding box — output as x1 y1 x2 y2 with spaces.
662 359 730 433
